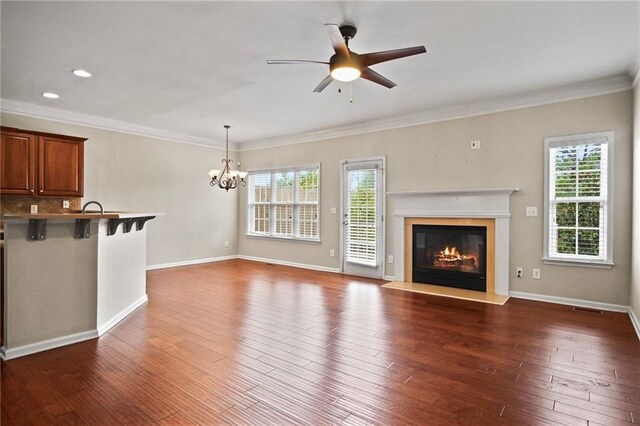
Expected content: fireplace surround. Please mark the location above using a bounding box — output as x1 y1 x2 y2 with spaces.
388 188 518 296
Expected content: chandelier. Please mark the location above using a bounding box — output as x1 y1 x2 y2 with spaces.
208 125 247 191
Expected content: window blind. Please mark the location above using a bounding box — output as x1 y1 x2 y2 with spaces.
248 166 319 241
547 135 610 262
345 169 377 266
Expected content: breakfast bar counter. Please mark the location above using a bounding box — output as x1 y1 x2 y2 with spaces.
1 212 161 360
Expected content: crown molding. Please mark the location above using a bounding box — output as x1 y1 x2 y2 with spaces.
0 98 230 150
239 75 632 152
2 74 632 153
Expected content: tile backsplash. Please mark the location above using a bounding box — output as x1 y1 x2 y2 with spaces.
1 195 81 228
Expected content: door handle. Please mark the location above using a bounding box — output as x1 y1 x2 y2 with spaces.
343 221 349 226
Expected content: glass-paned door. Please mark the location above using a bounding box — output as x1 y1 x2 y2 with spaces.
341 159 384 278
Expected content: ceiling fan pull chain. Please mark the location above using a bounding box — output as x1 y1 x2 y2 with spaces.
350 83 354 104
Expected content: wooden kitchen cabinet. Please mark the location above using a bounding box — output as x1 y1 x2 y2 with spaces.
1 127 86 197
38 134 84 196
0 129 36 195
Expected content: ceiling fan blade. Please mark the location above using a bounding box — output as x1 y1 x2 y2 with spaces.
360 46 426 67
325 24 349 57
267 60 329 65
360 68 397 89
313 75 334 93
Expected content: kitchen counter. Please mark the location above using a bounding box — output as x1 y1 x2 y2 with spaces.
3 211 161 220
1 211 161 360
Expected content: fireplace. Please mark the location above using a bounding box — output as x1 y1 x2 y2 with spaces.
390 188 517 296
412 224 487 292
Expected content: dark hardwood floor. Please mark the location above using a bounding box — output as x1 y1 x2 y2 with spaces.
2 259 640 425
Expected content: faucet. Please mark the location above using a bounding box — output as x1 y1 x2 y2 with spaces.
81 201 104 214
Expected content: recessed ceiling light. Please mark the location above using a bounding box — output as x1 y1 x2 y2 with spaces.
72 69 92 78
42 92 60 99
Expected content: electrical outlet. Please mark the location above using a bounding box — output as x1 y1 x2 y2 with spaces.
526 207 538 217
388 255 394 264
470 140 481 150
30 205 38 214
63 200 70 208
532 268 541 279
224 240 229 248
330 207 337 215
330 249 335 257
516 267 523 278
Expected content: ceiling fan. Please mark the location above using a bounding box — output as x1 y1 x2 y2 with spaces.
267 24 427 93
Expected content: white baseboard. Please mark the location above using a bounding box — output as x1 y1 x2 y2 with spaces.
148 254 395 280
629 307 640 340
237 255 341 274
97 294 148 336
0 329 99 361
509 291 629 313
147 255 237 270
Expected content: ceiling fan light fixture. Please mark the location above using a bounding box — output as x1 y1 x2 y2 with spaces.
267 24 426 92
331 66 361 82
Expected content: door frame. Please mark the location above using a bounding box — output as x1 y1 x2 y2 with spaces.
339 156 386 279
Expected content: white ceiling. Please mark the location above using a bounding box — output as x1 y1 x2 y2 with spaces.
1 1 639 146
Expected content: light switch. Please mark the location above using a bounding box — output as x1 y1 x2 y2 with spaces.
470 140 481 150
526 207 538 217
330 207 337 215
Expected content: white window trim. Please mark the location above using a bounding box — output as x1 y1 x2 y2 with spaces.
543 131 614 269
246 163 321 243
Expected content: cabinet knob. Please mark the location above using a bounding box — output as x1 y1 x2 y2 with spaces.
39 189 43 193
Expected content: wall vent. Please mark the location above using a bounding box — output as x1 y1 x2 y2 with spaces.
572 306 603 314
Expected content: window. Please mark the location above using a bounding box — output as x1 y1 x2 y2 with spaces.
345 168 378 266
543 131 613 267
248 165 319 241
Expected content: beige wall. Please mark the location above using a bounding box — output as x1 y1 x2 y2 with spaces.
631 83 640 318
238 91 633 305
1 112 238 266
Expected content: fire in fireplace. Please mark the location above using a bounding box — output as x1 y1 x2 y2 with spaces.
412 224 487 292
433 245 479 272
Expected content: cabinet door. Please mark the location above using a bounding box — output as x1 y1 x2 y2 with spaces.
38 136 84 196
0 131 36 195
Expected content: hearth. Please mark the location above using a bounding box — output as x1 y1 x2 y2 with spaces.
412 224 487 292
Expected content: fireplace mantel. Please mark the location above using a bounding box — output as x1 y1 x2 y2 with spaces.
388 188 518 296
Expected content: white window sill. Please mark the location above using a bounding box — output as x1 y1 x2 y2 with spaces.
542 257 614 269
245 233 321 244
